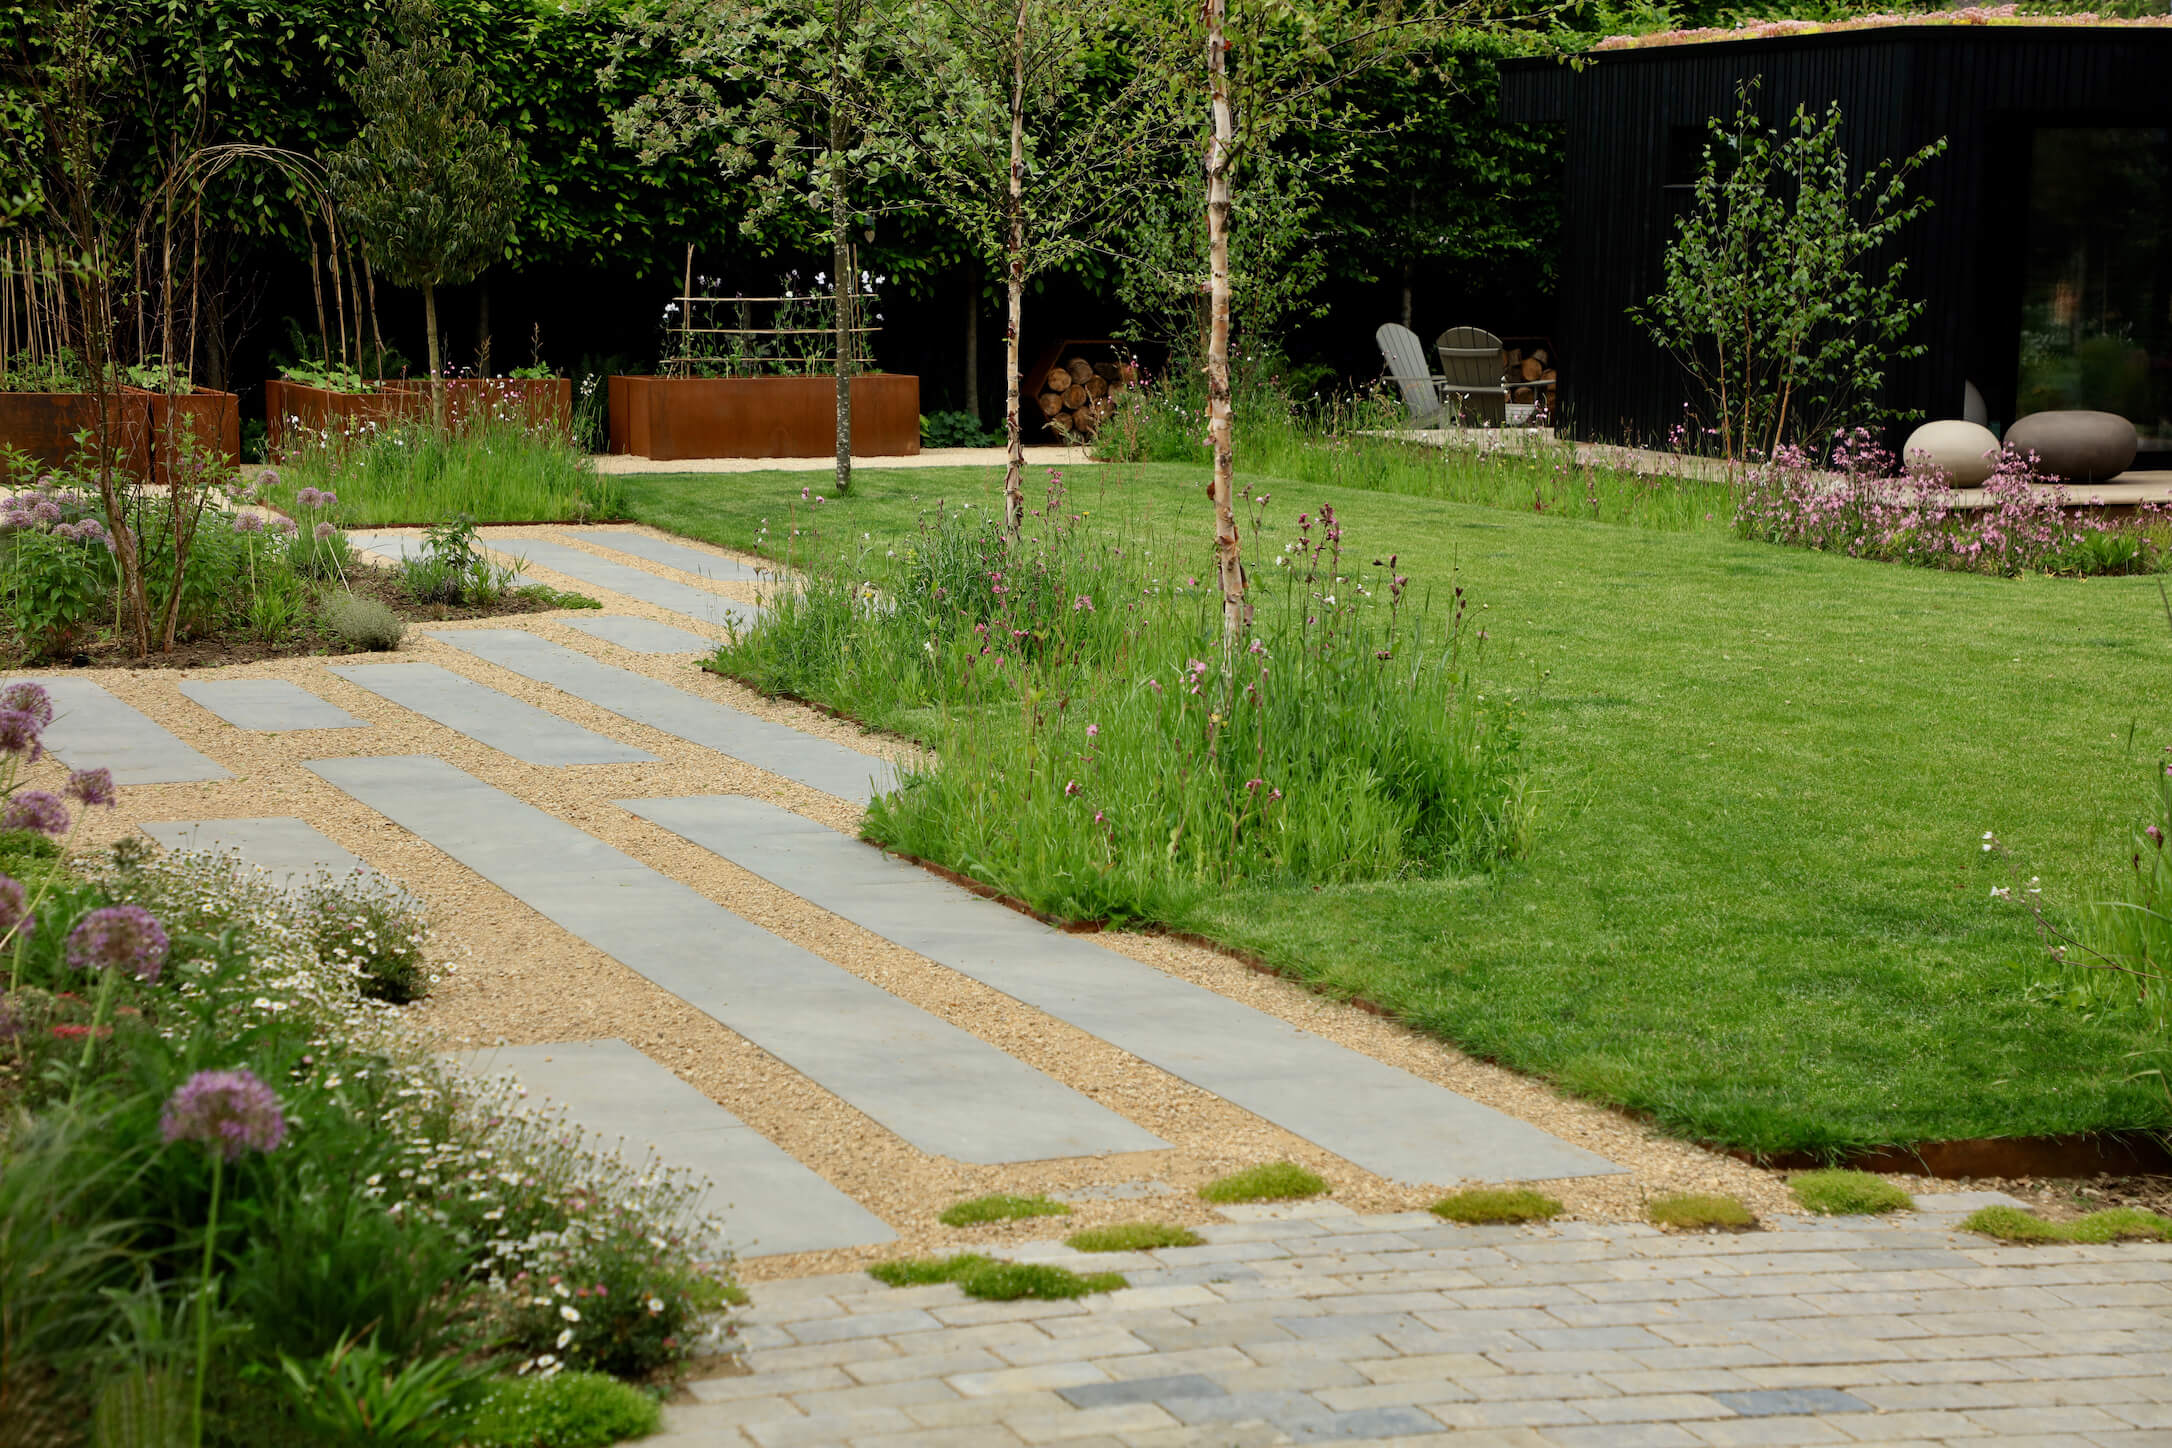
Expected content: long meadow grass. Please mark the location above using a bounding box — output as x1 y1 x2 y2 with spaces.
266 413 624 526
714 476 1533 923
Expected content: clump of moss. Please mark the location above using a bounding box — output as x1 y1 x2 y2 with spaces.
1648 1193 1756 1231
1064 1222 1204 1253
1198 1162 1329 1205
1962 1204 2172 1244
937 1193 1072 1228
1430 1187 1563 1224
1790 1169 1913 1216
866 1253 1125 1300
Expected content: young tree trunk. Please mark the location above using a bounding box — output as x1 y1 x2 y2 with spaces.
1001 0 1029 534
829 24 854 498
1203 0 1245 644
423 279 444 431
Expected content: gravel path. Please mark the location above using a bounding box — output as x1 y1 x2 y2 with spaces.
25 523 1812 1280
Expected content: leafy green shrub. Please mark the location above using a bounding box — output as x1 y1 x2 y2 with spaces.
273 1337 491 1447
520 584 603 610
468 1372 661 1447
866 1254 1124 1300
1198 1162 1329 1205
1648 1194 1756 1230
1430 1187 1563 1224
1790 1170 1913 1216
323 591 406 650
937 1193 1071 1227
1063 1222 1204 1252
400 515 525 606
920 410 1004 448
0 485 117 659
1962 1204 2172 1244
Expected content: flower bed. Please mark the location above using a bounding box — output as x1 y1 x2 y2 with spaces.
0 682 737 1442
266 377 572 458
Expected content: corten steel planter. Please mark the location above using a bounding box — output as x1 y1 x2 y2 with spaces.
608 374 921 460
0 389 239 483
266 377 574 457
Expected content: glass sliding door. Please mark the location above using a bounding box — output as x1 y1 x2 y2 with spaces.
2020 126 2171 464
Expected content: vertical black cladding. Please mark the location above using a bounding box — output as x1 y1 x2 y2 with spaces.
1499 26 2172 450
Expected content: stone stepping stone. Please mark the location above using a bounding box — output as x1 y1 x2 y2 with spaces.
625 796 1625 1187
452 1038 896 1259
559 616 715 655
16 677 230 785
561 529 765 583
484 537 762 630
327 661 654 766
307 754 1164 1165
426 630 894 803
343 531 425 564
138 815 388 893
179 678 365 732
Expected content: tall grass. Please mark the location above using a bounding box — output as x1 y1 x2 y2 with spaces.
265 414 624 526
715 477 1533 924
1096 370 1734 532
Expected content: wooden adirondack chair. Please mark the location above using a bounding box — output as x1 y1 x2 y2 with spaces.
1374 322 1447 425
1435 326 1511 426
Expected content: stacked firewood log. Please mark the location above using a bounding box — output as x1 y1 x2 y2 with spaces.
1504 345 1558 407
1034 357 1133 440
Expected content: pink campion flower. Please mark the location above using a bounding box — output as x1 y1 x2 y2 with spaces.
67 905 169 982
2150 824 2166 847
1085 724 1099 737
160 1068 287 1160
1245 778 1263 792
2 790 68 837
66 768 115 808
1063 779 1079 797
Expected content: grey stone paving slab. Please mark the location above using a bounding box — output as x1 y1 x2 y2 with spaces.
559 615 716 654
562 529 766 582
20 677 230 784
428 630 894 802
137 816 383 893
620 794 1622 1187
178 677 365 732
306 754 1163 1165
1059 1374 1228 1408
343 531 426 564
327 661 654 765
454 1039 895 1258
488 537 762 629
1711 1387 1871 1416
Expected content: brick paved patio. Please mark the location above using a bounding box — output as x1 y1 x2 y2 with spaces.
659 1197 2172 1447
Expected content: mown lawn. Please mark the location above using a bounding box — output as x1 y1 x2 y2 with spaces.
621 460 2171 1154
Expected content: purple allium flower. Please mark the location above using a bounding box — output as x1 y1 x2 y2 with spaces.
66 905 169 982
160 1068 287 1160
293 487 324 509
0 874 32 940
32 499 61 526
1 682 53 726
313 520 336 542
2 790 69 836
257 468 280 490
0 709 44 760
65 767 115 808
231 512 266 535
313 489 337 508
272 517 297 536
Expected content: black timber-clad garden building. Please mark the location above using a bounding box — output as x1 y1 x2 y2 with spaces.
1498 22 2172 465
